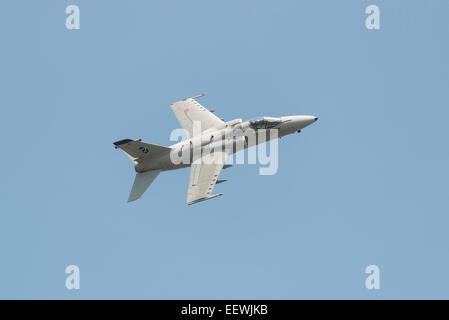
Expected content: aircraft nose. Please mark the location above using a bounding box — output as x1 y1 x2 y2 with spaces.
298 115 318 126
280 115 318 131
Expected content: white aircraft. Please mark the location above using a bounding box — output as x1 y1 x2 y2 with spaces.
114 94 318 205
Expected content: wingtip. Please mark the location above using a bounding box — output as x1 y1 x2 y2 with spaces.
113 139 133 147
186 193 224 205
186 93 206 101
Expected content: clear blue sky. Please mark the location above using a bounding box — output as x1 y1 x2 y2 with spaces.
1 0 448 299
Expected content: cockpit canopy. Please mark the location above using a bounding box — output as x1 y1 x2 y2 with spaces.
249 117 282 129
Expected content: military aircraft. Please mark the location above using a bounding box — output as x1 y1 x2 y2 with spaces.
114 94 318 205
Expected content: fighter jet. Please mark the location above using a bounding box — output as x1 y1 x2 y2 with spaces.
113 94 318 205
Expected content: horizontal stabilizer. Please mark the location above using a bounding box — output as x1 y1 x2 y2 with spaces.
223 165 232 170
128 170 160 202
216 179 227 184
113 139 171 161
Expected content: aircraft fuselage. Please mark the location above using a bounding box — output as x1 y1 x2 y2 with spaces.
134 115 318 173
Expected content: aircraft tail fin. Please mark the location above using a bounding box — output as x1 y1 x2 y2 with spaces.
128 170 161 202
113 139 168 202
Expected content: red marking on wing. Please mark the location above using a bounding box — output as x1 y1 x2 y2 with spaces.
184 108 189 113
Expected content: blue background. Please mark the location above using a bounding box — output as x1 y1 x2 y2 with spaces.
1 0 448 299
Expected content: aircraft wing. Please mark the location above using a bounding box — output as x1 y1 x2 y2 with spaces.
170 94 225 138
186 151 228 205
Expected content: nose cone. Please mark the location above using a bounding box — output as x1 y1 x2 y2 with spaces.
300 115 318 126
280 115 318 132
